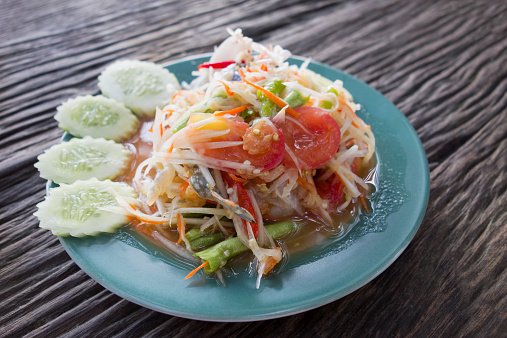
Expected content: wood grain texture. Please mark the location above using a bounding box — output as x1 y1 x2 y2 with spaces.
1 0 505 336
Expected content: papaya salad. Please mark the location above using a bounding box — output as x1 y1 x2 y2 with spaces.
35 29 375 288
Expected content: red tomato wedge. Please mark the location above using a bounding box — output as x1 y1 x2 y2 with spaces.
314 171 344 211
315 158 361 211
281 107 341 170
192 117 284 174
221 171 259 237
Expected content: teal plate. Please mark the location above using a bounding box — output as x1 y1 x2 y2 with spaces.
59 54 429 321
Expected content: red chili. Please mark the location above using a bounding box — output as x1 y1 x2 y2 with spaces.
221 171 259 237
197 61 236 71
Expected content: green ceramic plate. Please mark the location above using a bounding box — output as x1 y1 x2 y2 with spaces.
59 54 429 321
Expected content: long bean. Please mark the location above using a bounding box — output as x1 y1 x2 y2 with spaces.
194 221 299 273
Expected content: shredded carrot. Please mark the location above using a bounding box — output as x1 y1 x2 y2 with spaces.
260 63 268 72
250 76 266 82
228 172 247 183
238 69 299 117
296 177 314 192
148 125 153 133
171 90 189 102
213 104 249 117
185 261 209 280
161 108 174 117
218 80 235 96
259 50 268 59
177 212 185 244
360 195 371 213
179 181 189 199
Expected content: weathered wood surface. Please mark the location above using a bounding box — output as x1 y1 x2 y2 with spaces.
1 0 505 336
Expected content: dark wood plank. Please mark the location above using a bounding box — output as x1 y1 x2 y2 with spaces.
0 0 505 336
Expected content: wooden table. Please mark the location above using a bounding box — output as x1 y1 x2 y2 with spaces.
1 0 505 336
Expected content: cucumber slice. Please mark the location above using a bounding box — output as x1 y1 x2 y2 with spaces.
55 95 139 141
98 59 180 117
34 178 136 237
35 136 131 184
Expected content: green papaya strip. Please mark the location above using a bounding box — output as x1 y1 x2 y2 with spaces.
194 221 299 273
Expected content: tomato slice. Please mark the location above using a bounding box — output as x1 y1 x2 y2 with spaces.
281 107 341 170
314 171 344 211
192 117 284 173
221 171 259 237
315 158 361 211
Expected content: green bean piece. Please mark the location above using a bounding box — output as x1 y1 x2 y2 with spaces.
257 79 286 117
319 100 333 109
264 80 285 96
194 221 299 273
190 233 223 251
185 228 206 242
260 100 275 116
284 90 308 108
239 108 256 122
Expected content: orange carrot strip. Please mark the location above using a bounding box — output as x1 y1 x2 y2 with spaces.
228 172 247 183
179 181 189 199
238 69 299 117
185 261 209 280
260 63 268 71
250 76 266 82
360 195 371 213
296 177 314 192
213 104 249 117
218 80 235 96
177 212 185 244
